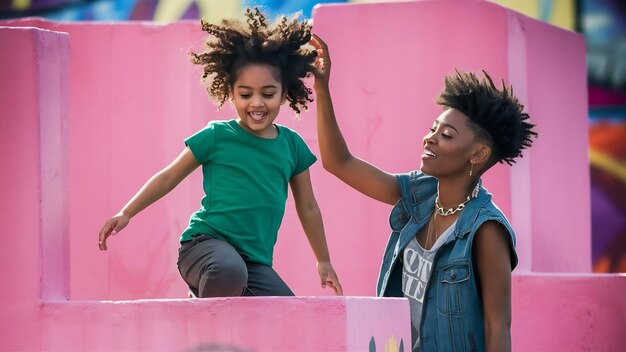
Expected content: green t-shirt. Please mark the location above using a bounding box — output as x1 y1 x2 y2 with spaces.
180 119 317 265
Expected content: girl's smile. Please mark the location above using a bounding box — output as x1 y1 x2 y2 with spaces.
231 63 286 138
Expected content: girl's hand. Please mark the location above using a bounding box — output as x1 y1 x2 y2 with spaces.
317 261 343 295
310 34 331 91
98 213 130 250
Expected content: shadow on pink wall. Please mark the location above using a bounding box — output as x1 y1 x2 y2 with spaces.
1 1 625 351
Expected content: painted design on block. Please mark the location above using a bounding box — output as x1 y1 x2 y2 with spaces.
369 335 404 352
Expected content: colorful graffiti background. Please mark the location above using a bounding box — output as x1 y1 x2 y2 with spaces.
582 0 626 272
2 0 625 272
0 0 359 21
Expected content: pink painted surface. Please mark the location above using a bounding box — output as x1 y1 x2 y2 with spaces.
505 8 591 273
0 22 412 352
512 274 626 351
0 26 70 351
309 1 513 295
313 0 591 275
1 1 623 351
39 297 408 351
1 0 590 302
346 297 412 351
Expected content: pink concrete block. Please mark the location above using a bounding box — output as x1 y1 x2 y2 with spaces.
1 19 223 300
0 0 593 300
346 297 412 351
0 1 623 351
39 297 410 351
512 274 626 351
309 0 513 297
312 0 590 275
0 25 69 350
514 12 591 273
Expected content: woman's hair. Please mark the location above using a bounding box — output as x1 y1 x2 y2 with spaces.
190 8 317 115
436 70 538 166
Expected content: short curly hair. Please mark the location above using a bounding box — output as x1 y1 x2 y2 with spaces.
436 70 538 166
190 8 317 115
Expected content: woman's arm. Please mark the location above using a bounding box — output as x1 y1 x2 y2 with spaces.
98 146 200 250
311 34 401 206
290 169 343 295
473 220 513 352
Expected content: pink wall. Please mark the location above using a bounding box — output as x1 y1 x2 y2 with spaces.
0 25 70 351
512 274 626 351
0 24 412 352
1 1 625 351
510 9 591 273
1 18 239 300
312 0 591 276
40 297 412 351
2 0 590 301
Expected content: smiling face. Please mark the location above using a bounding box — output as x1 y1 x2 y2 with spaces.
421 108 488 178
231 63 286 138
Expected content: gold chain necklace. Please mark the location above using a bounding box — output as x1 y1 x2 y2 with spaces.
434 195 471 216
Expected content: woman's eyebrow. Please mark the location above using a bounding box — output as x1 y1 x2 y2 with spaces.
434 120 459 133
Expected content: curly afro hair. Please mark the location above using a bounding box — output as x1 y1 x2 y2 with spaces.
190 7 317 115
436 70 538 166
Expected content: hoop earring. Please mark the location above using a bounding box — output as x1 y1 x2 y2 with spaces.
469 161 474 177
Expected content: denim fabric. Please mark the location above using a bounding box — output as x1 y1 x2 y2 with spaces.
376 171 517 352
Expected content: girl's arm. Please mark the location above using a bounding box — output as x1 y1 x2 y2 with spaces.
473 221 513 352
98 146 200 250
290 169 343 295
310 34 401 206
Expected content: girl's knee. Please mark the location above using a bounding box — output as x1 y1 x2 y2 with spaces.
211 259 248 284
198 259 248 297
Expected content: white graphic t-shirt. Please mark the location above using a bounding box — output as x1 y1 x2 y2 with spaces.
402 221 457 352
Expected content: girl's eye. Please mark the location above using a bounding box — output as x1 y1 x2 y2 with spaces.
442 133 452 138
429 128 436 133
240 94 251 99
263 94 275 98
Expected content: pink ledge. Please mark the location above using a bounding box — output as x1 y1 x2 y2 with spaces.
39 296 411 352
512 274 626 351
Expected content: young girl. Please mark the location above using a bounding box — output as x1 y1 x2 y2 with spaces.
311 35 536 351
98 9 342 298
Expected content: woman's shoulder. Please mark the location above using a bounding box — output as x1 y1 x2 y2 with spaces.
396 171 438 191
472 198 515 241
476 197 510 223
394 171 438 206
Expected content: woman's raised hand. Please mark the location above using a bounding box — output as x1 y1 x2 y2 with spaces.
310 34 331 91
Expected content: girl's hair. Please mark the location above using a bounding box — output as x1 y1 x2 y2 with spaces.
436 70 538 166
190 8 317 115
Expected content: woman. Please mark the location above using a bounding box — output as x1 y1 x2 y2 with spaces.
311 34 536 351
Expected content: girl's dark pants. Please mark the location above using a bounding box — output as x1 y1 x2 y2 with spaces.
177 235 294 297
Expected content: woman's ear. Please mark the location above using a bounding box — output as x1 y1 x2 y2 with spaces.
281 90 287 105
472 143 491 165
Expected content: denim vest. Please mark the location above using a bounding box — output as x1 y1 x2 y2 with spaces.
376 171 518 352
